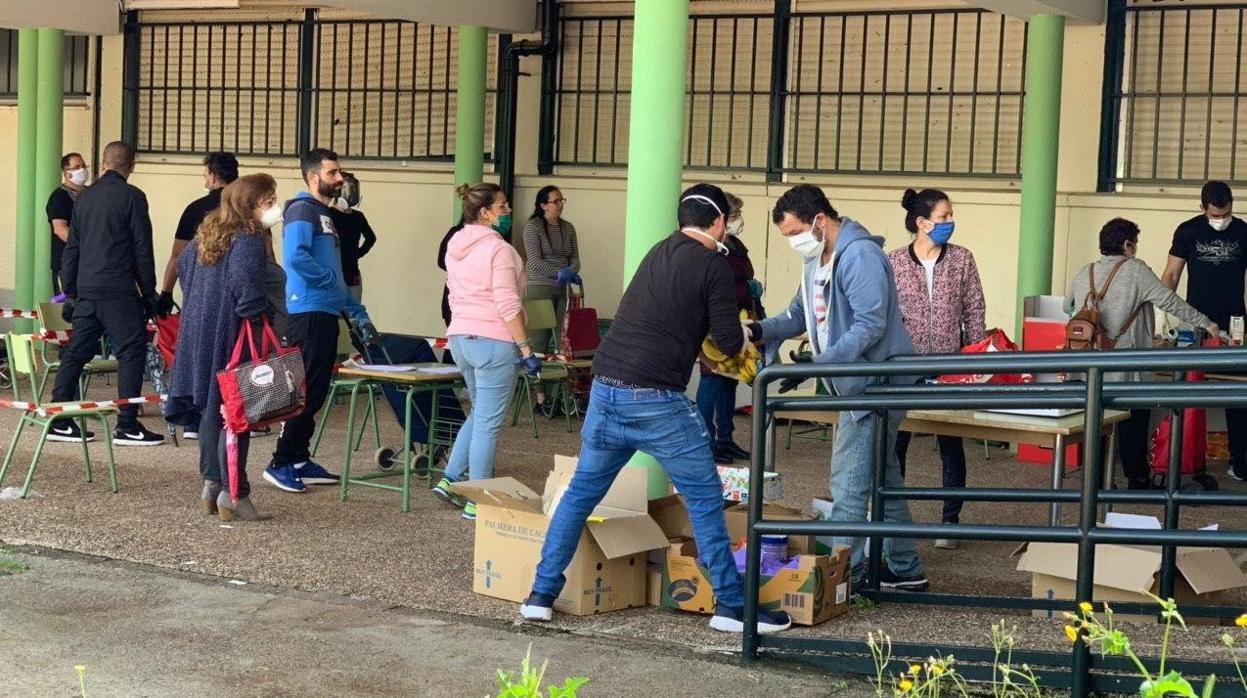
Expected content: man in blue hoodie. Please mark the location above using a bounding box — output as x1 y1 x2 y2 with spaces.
264 148 373 493
748 184 927 592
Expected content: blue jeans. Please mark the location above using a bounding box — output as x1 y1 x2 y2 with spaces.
831 411 924 578
443 336 518 482
694 373 737 445
531 380 744 609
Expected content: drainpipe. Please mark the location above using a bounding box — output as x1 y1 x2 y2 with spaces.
497 0 558 203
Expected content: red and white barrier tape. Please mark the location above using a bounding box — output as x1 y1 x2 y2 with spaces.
0 308 40 319
0 394 165 417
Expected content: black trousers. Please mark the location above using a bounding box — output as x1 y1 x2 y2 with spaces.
894 431 968 524
1227 409 1247 467
199 407 252 498
272 311 339 467
1116 408 1153 485
51 296 148 429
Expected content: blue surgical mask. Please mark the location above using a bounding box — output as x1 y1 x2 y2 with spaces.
928 221 955 245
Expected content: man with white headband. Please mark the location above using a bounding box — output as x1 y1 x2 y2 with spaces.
746 183 927 593
520 182 792 635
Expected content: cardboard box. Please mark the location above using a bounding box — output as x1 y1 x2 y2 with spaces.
647 564 663 607
648 495 693 540
723 501 813 550
450 456 669 616
659 539 852 625
1016 514 1247 624
812 497 836 555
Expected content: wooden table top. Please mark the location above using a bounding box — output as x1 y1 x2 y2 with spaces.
337 362 462 384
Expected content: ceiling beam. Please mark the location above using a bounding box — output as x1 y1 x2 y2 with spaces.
0 1 122 35
964 0 1103 24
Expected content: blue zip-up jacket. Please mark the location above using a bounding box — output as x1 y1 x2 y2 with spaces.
758 216 916 420
282 192 368 321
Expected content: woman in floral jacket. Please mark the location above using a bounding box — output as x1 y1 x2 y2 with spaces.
888 188 986 550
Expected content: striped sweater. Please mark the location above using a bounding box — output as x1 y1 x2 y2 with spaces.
521 217 580 287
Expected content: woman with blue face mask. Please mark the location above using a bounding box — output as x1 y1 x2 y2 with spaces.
888 188 986 550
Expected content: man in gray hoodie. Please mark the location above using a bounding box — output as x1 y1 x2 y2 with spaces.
748 184 927 592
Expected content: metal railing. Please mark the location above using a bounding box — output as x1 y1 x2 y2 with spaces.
743 346 1247 697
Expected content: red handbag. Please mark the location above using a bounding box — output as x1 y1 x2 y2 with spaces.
560 283 600 358
938 328 1034 385
216 316 305 434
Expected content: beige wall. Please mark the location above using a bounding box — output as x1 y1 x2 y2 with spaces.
0 11 1217 341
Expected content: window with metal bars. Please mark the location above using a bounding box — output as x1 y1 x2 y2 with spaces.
314 20 497 160
1114 2 1247 185
0 30 92 98
132 18 497 159
555 14 775 170
786 8 1028 177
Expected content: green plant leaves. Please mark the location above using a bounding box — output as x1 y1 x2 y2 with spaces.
1140 671 1197 698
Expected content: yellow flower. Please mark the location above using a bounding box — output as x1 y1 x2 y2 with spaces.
1064 625 1079 643
929 664 945 677
898 678 914 693
1079 602 1094 615
909 664 922 676
1236 614 1247 628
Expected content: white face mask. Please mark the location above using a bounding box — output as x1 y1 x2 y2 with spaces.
69 167 89 186
260 204 283 230
333 197 351 213
787 217 826 259
1208 215 1232 232
726 218 744 237
683 227 728 255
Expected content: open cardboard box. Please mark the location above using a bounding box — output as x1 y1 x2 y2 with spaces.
659 538 851 626
450 455 669 616
1015 514 1247 624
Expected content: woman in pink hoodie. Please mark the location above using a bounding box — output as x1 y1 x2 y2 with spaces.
433 183 542 520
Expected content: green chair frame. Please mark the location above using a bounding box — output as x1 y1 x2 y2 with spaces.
0 334 118 498
33 302 118 402
311 320 382 457
510 299 573 437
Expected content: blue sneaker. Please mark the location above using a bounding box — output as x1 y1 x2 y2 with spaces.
294 460 340 485
263 463 307 493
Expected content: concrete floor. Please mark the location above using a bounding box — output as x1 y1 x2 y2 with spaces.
1 388 1246 692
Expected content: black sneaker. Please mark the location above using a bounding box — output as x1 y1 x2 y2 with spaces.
720 441 751 460
709 605 792 634
1229 460 1247 482
48 420 95 443
520 592 555 622
879 567 930 592
712 444 734 465
535 400 559 420
113 424 166 447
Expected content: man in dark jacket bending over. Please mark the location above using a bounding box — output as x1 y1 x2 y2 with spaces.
52 141 165 446
519 183 791 635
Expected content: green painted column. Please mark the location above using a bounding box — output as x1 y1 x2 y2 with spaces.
453 26 488 221
1015 15 1065 336
33 28 65 308
14 29 38 331
624 0 691 498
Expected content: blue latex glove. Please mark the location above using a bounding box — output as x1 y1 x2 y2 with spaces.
571 273 583 286
355 319 379 346
746 278 764 299
555 267 575 285
519 353 543 377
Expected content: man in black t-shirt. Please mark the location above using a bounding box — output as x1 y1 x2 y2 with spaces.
1162 180 1247 479
155 151 239 316
46 152 89 296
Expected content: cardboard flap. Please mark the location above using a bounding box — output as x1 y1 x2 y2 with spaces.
448 477 541 514
649 495 693 540
1017 542 1162 593
587 514 669 559
544 459 649 517
1176 547 1247 594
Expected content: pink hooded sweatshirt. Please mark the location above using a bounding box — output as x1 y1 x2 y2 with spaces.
445 223 525 343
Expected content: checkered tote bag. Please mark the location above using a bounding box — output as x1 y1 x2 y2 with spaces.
216 316 305 433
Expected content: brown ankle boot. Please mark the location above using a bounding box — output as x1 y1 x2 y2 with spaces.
216 491 272 522
202 481 222 515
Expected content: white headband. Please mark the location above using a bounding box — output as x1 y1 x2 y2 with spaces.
681 194 723 216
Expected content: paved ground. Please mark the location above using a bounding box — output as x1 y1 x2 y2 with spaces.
0 549 856 697
1 386 1246 694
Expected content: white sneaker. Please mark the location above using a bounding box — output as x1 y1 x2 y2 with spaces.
934 538 959 550
183 430 199 440
519 593 554 622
